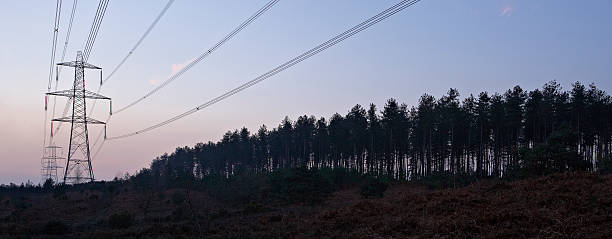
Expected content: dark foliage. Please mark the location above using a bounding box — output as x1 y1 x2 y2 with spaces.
42 178 54 191
416 172 479 190
268 168 359 204
599 156 612 175
200 167 364 205
171 191 185 204
114 81 611 190
360 176 389 198
42 220 71 235
108 213 134 229
2 81 611 211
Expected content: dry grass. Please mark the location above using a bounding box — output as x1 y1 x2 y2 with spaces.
1 172 611 238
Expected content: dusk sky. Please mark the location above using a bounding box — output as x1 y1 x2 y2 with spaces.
1 0 611 184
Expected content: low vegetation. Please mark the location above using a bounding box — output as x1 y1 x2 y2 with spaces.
1 171 611 238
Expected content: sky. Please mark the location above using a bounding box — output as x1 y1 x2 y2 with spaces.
0 0 611 184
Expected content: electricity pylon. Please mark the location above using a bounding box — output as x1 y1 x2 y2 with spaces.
46 51 111 184
41 144 64 183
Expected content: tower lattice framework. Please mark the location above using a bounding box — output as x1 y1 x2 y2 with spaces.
41 145 64 183
46 51 111 184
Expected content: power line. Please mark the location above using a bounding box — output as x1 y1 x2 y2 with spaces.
105 0 175 85
56 0 77 74
50 0 78 144
91 0 280 155
82 0 103 58
105 0 422 141
88 0 177 151
83 0 110 61
83 0 107 60
112 0 280 115
87 0 175 116
47 0 62 92
53 99 72 135
91 114 111 148
43 0 62 149
54 0 108 140
58 0 78 72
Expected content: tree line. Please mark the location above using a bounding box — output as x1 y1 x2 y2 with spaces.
140 81 612 183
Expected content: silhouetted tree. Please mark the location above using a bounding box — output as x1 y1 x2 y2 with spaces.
132 81 612 184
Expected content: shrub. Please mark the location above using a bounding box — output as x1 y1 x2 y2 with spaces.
171 191 185 205
108 213 134 229
202 167 364 205
268 168 335 204
418 172 477 190
12 196 30 210
360 177 389 198
42 220 70 235
520 128 591 177
53 184 68 199
43 178 54 191
170 207 188 220
202 173 265 204
598 156 612 175
157 191 166 200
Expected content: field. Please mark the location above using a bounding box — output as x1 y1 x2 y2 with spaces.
1 172 611 238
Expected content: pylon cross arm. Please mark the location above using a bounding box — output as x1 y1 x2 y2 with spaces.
57 61 101 70
47 89 111 100
42 156 66 160
52 116 106 124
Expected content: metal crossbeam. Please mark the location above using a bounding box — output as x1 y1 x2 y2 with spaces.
52 116 106 124
47 89 110 100
57 61 101 69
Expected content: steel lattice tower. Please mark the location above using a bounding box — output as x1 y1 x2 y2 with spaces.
46 51 111 184
41 144 64 183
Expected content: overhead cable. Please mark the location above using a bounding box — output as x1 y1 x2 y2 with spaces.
50 0 78 143
112 0 280 114
43 0 62 148
83 0 110 61
87 0 175 116
105 0 421 140
104 0 175 84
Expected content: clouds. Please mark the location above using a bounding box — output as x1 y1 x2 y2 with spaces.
149 58 196 86
500 4 514 17
171 58 195 74
171 63 185 74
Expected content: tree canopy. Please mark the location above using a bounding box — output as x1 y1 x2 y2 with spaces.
140 81 612 183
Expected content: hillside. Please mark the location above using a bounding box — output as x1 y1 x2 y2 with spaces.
1 172 611 238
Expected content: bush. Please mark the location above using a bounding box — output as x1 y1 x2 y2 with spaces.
53 184 68 199
43 178 54 191
12 196 30 210
108 213 134 229
268 168 335 204
524 128 591 176
201 172 266 204
418 172 477 190
201 167 364 205
598 156 612 175
171 191 185 204
360 177 388 198
42 220 70 235
521 142 591 178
